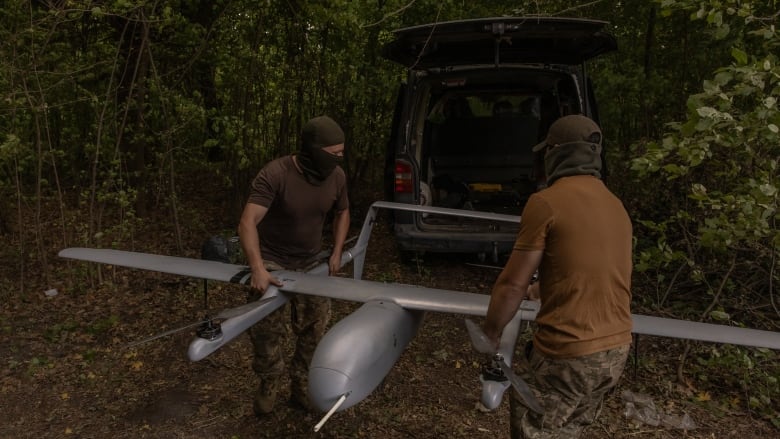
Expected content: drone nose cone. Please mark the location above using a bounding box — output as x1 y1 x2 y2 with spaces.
308 367 352 412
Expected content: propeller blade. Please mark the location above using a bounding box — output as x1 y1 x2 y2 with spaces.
127 296 275 348
465 318 544 414
465 318 496 354
494 356 544 414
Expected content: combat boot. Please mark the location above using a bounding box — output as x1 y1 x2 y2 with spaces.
289 381 314 413
289 392 314 412
253 379 279 416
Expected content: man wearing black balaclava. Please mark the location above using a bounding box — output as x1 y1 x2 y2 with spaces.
482 115 633 438
238 115 350 416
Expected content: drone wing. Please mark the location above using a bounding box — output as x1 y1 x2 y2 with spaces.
59 248 780 351
278 270 780 350
59 247 254 284
631 315 780 350
276 269 490 315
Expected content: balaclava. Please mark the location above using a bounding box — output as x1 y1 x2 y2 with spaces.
532 114 602 186
297 116 345 185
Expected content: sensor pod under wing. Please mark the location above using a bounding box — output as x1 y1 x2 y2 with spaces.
308 300 423 412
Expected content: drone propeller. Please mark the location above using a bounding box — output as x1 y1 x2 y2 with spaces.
127 296 275 348
465 318 544 414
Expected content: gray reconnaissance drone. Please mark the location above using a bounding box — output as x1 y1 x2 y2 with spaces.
59 201 780 432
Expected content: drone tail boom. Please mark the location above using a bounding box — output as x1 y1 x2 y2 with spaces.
187 289 289 361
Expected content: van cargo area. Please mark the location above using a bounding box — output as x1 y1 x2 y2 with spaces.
411 68 581 232
383 17 616 257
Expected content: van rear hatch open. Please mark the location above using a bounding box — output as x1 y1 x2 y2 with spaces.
382 17 617 69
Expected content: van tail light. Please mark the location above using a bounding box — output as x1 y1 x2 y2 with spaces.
394 160 414 194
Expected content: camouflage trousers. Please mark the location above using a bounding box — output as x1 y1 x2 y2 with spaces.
247 262 331 400
509 344 630 439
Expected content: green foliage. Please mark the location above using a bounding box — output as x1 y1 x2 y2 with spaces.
87 315 120 335
27 356 53 375
82 349 99 363
44 320 80 343
693 345 779 419
623 7 779 421
631 0 779 323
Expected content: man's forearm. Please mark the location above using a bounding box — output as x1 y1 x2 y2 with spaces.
332 208 350 254
483 249 543 345
238 219 264 270
484 280 528 343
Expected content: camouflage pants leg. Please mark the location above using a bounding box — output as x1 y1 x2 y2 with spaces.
509 344 630 439
247 289 289 383
289 294 331 402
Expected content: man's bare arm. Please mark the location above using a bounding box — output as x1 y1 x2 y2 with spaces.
329 208 350 275
483 249 543 348
237 203 281 292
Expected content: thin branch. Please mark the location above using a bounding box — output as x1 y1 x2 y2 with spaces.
407 2 443 71
677 255 738 385
701 255 737 319
145 22 183 254
769 224 778 318
13 157 24 297
362 0 416 28
19 6 52 286
550 1 604 17
659 260 686 308
89 13 130 251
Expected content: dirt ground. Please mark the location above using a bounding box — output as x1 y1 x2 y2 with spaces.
1 215 778 439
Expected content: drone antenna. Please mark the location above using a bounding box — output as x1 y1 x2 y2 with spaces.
203 279 209 310
313 393 348 432
127 319 208 348
125 296 275 348
633 334 640 379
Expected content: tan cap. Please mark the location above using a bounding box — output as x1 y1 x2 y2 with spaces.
532 114 602 152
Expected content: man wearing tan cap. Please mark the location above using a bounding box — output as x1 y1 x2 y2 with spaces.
238 115 350 416
483 115 633 438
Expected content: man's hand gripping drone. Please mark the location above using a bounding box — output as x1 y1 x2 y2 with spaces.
465 310 544 414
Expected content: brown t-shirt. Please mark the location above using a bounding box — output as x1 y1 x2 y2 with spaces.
247 155 348 269
514 175 633 358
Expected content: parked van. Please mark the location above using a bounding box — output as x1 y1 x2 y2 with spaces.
382 17 616 261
